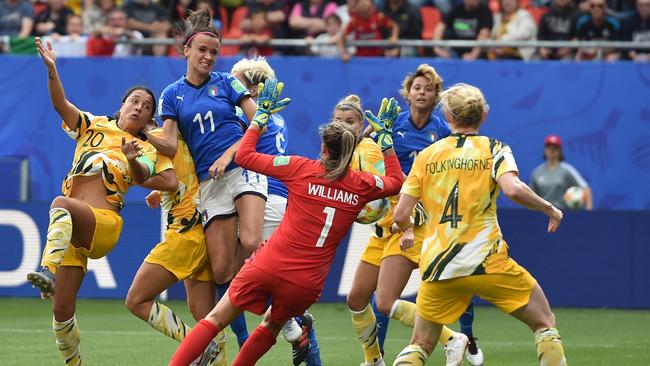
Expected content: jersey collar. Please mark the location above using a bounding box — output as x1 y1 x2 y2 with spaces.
184 73 212 90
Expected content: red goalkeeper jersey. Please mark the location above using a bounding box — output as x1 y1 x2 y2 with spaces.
235 127 403 290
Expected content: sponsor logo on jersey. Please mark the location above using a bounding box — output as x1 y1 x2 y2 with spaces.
273 156 290 166
396 131 406 138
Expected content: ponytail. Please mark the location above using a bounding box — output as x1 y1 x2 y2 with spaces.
320 122 357 181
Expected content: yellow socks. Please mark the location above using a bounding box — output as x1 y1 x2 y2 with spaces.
350 305 382 364
53 315 82 366
148 302 190 342
535 327 567 366
438 325 455 345
389 299 415 327
41 208 73 271
392 344 428 366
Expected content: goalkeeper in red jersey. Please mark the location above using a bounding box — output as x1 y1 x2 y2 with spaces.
169 80 405 366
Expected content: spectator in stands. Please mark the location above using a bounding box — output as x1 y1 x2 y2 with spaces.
575 0 622 60
168 0 195 23
195 0 223 31
0 0 34 37
489 0 537 60
308 12 354 57
34 0 74 36
289 0 338 38
82 0 115 36
624 0 650 60
335 0 357 29
538 0 580 60
122 0 171 56
243 0 289 38
433 0 493 60
241 9 274 56
108 8 143 56
530 134 593 211
42 14 87 56
383 0 422 57
337 0 399 61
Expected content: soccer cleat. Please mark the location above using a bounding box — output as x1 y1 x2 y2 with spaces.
283 317 302 343
360 359 386 366
291 313 314 365
465 337 484 366
444 332 469 366
26 267 56 299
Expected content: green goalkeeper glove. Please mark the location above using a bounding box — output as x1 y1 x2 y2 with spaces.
251 79 291 129
365 97 400 151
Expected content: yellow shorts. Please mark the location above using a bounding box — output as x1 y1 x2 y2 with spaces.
60 206 123 272
360 225 424 267
416 258 537 325
145 225 212 282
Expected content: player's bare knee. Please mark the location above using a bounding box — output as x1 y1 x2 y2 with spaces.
212 268 234 285
346 293 366 312
374 295 394 316
52 301 75 322
239 233 262 254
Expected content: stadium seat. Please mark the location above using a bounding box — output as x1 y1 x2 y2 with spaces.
528 7 550 24
420 6 441 40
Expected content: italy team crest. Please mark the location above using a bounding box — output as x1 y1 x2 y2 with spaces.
209 86 218 97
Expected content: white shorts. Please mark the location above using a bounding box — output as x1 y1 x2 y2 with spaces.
199 167 267 227
263 194 287 241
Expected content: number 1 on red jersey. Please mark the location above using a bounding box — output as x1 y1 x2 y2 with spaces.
316 206 336 247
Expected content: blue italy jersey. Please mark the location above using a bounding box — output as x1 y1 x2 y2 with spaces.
392 110 452 175
158 71 250 181
237 108 289 198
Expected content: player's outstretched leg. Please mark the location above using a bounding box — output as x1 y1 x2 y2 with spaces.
51 266 85 366
459 301 484 366
27 207 73 298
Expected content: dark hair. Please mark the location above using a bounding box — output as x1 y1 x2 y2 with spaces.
114 86 156 120
325 13 342 25
319 122 357 181
181 9 221 49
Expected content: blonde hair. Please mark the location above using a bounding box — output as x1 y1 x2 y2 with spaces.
400 64 444 106
230 56 276 86
439 83 489 127
333 94 364 122
320 122 357 181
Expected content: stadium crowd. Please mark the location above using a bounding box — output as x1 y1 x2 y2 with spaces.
0 0 648 59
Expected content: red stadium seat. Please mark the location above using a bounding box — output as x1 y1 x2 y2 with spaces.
420 6 441 39
528 7 550 24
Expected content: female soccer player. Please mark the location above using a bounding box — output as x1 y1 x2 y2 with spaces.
125 121 225 366
146 10 267 299
392 83 566 366
168 80 404 366
348 64 482 366
26 37 178 366
231 57 322 366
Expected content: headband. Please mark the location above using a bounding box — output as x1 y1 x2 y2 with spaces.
336 102 364 119
185 31 218 46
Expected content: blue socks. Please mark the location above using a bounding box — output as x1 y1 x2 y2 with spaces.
216 282 249 347
371 294 390 354
459 300 475 337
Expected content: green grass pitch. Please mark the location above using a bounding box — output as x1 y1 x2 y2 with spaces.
1 298 648 365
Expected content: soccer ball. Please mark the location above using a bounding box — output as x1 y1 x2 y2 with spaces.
563 186 585 209
356 198 390 224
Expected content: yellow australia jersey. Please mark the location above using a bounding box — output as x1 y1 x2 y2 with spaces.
61 109 164 210
150 129 202 233
350 138 396 227
401 134 519 281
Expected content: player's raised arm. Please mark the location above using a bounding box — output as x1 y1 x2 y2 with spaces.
235 79 292 176
36 37 80 132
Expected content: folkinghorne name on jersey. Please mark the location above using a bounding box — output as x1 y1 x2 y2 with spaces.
425 157 492 175
307 182 360 205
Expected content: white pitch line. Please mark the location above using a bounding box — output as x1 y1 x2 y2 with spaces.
0 328 647 350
